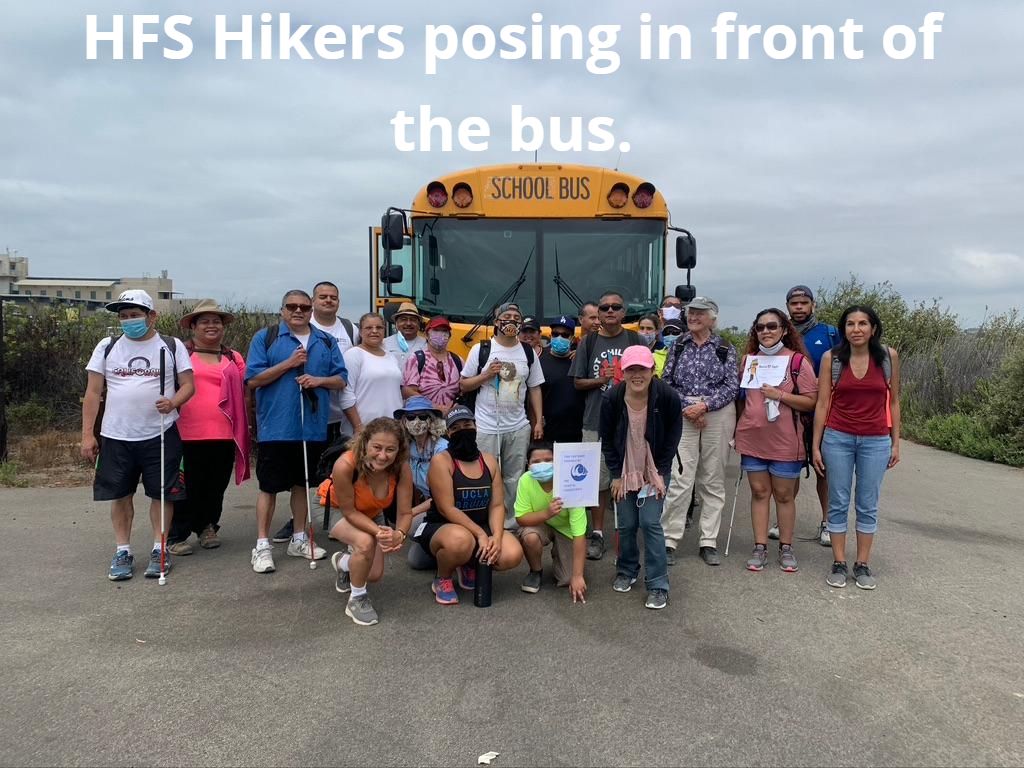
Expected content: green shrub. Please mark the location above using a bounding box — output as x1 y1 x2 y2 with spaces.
0 460 28 488
7 400 54 434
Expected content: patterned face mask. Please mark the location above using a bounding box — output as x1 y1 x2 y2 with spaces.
427 331 449 350
405 418 430 436
497 320 522 338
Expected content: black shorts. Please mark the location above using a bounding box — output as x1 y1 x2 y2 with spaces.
255 441 326 494
94 424 186 502
413 516 491 556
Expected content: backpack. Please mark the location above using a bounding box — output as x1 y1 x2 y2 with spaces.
93 334 180 440
788 353 814 477
458 339 535 411
184 339 237 363
414 349 464 376
315 434 353 486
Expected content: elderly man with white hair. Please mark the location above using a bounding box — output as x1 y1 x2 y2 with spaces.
660 297 739 567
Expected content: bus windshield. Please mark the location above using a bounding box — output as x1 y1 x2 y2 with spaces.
411 218 664 322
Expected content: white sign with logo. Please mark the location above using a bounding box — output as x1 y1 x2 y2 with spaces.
553 441 601 508
740 354 790 389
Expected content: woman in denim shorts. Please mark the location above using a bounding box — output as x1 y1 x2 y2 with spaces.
734 309 818 573
812 306 901 590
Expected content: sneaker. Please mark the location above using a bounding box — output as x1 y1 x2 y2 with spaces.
586 532 605 561
167 540 193 556
853 563 877 590
251 545 276 573
612 574 637 593
665 546 677 567
746 544 768 572
108 550 134 581
699 546 721 566
521 570 542 593
768 524 780 540
144 548 171 578
645 589 668 609
287 537 327 561
432 577 459 605
199 526 220 549
456 564 476 591
331 551 351 594
271 519 294 543
818 522 832 547
778 544 799 573
345 594 379 626
826 561 848 588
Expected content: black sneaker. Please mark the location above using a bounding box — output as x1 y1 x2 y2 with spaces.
271 519 294 543
645 589 669 609
699 546 720 566
586 532 605 561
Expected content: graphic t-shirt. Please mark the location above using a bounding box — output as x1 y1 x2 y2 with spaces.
86 334 193 441
569 330 635 431
461 341 545 434
513 473 587 539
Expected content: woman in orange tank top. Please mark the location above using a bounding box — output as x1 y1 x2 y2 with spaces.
328 417 413 626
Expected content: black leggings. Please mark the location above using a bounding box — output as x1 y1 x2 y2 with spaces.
169 440 235 541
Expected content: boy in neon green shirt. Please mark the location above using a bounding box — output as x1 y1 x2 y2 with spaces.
514 442 587 602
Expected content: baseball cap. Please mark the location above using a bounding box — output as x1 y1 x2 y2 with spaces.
425 316 451 331
620 345 655 370
548 314 577 331
686 296 719 313
662 319 684 335
445 404 476 430
106 289 154 313
521 316 540 331
495 302 522 319
786 285 814 302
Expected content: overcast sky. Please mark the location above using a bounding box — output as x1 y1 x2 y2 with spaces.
2 0 1022 328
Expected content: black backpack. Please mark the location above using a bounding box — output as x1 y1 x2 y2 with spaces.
315 434 353 485
414 349 464 376
93 334 181 440
458 339 535 411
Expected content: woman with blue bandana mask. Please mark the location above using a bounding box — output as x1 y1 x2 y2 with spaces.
512 441 588 602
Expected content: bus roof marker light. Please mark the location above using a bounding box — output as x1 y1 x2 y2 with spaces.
633 182 656 209
607 182 629 209
427 181 448 208
452 182 473 209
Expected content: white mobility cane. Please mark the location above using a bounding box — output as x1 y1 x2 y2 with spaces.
724 468 744 557
298 380 318 571
158 347 168 585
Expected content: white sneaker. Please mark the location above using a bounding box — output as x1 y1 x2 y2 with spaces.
768 525 780 540
818 522 832 547
251 545 276 573
287 537 327 560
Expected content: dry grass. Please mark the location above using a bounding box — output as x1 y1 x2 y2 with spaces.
7 430 94 487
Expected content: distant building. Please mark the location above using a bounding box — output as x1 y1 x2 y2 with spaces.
0 251 186 313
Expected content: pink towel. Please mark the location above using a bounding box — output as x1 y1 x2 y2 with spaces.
219 358 251 484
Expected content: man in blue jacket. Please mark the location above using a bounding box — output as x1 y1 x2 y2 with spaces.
246 289 348 574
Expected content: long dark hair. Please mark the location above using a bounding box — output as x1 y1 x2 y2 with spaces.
744 308 809 358
834 305 887 366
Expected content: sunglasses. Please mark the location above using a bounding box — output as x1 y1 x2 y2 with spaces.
754 322 781 332
405 414 433 422
550 329 573 338
662 330 680 338
599 303 624 312
436 361 447 382
284 303 312 312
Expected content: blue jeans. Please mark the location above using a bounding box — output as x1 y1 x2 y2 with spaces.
821 428 891 535
615 478 669 592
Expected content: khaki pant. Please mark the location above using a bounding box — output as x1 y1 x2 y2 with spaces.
477 424 531 528
662 406 736 549
515 524 575 586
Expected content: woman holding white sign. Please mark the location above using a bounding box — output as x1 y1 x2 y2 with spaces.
735 309 817 574
599 345 683 610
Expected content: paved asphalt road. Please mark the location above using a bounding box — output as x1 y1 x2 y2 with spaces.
2 441 1022 767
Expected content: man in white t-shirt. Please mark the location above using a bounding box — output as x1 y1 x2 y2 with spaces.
81 289 195 582
460 302 545 526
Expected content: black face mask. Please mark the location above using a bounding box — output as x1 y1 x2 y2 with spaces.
448 430 480 461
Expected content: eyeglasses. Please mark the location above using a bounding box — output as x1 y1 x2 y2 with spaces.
599 303 624 312
550 330 573 339
754 322 781 332
284 303 312 312
405 414 432 422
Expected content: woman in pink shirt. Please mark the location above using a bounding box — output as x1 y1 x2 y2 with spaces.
734 309 817 574
167 300 250 554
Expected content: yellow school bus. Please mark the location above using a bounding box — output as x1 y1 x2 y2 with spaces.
372 163 696 357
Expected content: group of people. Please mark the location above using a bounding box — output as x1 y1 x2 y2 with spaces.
81 280 901 624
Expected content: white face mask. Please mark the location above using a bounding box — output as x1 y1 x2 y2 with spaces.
758 340 785 355
661 306 682 321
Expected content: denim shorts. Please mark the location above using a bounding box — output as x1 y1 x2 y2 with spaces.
740 454 805 479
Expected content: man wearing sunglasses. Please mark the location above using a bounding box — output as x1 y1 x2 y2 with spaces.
570 291 642 560
539 315 584 444
245 289 348 574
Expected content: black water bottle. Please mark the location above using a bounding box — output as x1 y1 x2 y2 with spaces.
473 557 492 608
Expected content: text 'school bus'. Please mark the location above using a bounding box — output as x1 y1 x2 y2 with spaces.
372 164 698 357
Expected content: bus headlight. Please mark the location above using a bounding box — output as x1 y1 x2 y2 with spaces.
633 182 655 209
607 182 629 209
452 182 473 208
427 181 448 208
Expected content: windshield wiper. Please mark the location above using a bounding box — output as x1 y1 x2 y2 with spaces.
552 247 585 315
461 246 534 344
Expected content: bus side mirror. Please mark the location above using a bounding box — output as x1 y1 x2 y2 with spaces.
382 211 405 252
428 235 440 267
675 284 696 302
380 265 404 284
676 235 697 270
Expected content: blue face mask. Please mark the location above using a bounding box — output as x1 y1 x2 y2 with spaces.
661 333 679 348
529 461 554 483
549 336 571 356
121 318 150 339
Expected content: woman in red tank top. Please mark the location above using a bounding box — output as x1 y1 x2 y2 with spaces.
812 306 901 591
328 417 413 626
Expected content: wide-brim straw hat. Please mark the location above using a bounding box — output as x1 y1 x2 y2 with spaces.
179 299 235 329
393 301 422 319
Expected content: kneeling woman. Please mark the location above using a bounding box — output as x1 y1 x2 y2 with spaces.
415 405 524 605
329 418 414 626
